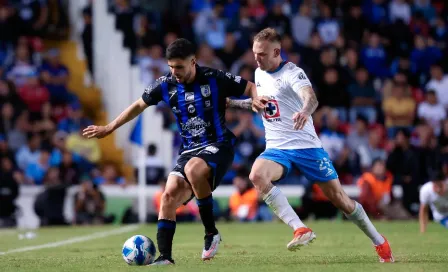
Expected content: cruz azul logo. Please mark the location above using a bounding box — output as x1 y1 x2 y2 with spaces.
263 99 281 122
181 117 211 137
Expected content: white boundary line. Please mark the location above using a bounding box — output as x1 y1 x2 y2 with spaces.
0 225 139 256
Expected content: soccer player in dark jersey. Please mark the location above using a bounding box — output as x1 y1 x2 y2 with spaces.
83 38 263 265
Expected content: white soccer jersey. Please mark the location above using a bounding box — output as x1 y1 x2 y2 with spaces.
419 181 448 222
255 62 322 150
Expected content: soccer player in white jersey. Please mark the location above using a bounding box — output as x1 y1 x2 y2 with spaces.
228 28 394 263
419 171 448 232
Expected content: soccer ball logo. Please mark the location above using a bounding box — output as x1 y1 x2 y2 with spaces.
122 235 156 266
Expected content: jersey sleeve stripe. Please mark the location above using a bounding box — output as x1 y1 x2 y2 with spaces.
208 78 224 142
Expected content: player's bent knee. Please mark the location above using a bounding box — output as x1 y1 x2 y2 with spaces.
184 157 210 184
249 170 270 190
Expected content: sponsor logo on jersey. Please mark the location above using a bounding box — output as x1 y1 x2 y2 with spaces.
181 117 211 137
205 100 211 108
185 92 194 101
234 76 241 83
263 99 281 122
225 72 232 79
256 82 261 87
172 107 181 114
200 85 211 97
205 146 219 153
188 104 195 113
298 72 306 80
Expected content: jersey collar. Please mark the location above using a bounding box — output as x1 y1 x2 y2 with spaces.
266 60 287 74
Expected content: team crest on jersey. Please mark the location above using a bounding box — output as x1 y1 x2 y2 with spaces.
263 99 281 122
181 117 211 137
185 92 194 102
200 85 211 97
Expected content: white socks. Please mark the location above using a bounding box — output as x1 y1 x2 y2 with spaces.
263 186 306 230
345 201 385 245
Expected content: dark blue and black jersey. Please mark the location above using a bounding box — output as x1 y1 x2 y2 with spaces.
142 65 248 153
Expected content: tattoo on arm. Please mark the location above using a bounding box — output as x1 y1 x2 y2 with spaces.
299 86 318 115
228 98 252 110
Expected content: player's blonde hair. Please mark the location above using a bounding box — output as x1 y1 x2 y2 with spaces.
253 28 281 43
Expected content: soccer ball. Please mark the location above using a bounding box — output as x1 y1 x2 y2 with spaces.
122 235 157 265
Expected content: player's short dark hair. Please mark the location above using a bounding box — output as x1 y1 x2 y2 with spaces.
165 38 195 60
253 28 281 43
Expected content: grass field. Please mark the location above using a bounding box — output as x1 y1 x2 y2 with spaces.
0 221 447 272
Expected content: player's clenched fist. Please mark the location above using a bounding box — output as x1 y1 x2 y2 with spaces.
292 111 309 130
82 125 112 139
252 96 269 112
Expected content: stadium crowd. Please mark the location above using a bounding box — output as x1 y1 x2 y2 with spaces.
0 0 126 227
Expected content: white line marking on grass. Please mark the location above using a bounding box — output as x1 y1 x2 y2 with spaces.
0 225 139 255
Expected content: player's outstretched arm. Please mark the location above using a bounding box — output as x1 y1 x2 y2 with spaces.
83 98 149 139
227 98 252 110
419 204 430 233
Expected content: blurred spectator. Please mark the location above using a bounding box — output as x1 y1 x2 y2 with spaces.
426 63 448 109
6 45 38 88
409 10 430 37
59 150 81 185
316 3 340 45
65 126 101 168
25 147 51 185
74 178 114 225
229 168 259 222
0 133 15 164
382 82 416 138
317 68 350 121
260 0 290 37
246 0 267 22
34 167 68 226
18 70 49 117
138 44 169 86
0 156 21 227
93 163 126 186
347 115 369 152
387 129 420 216
361 32 389 78
291 3 313 46
81 6 93 76
389 0 411 24
193 1 226 49
411 1 435 25
357 126 387 171
439 120 448 163
297 184 338 220
12 0 48 37
196 43 225 70
152 178 198 222
417 90 446 135
347 66 377 124
143 143 165 185
216 33 243 70
6 110 30 151
410 35 442 76
57 101 92 134
343 3 368 46
357 159 411 219
15 132 41 171
39 49 72 104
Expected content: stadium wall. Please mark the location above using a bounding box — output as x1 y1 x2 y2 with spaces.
15 185 403 228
